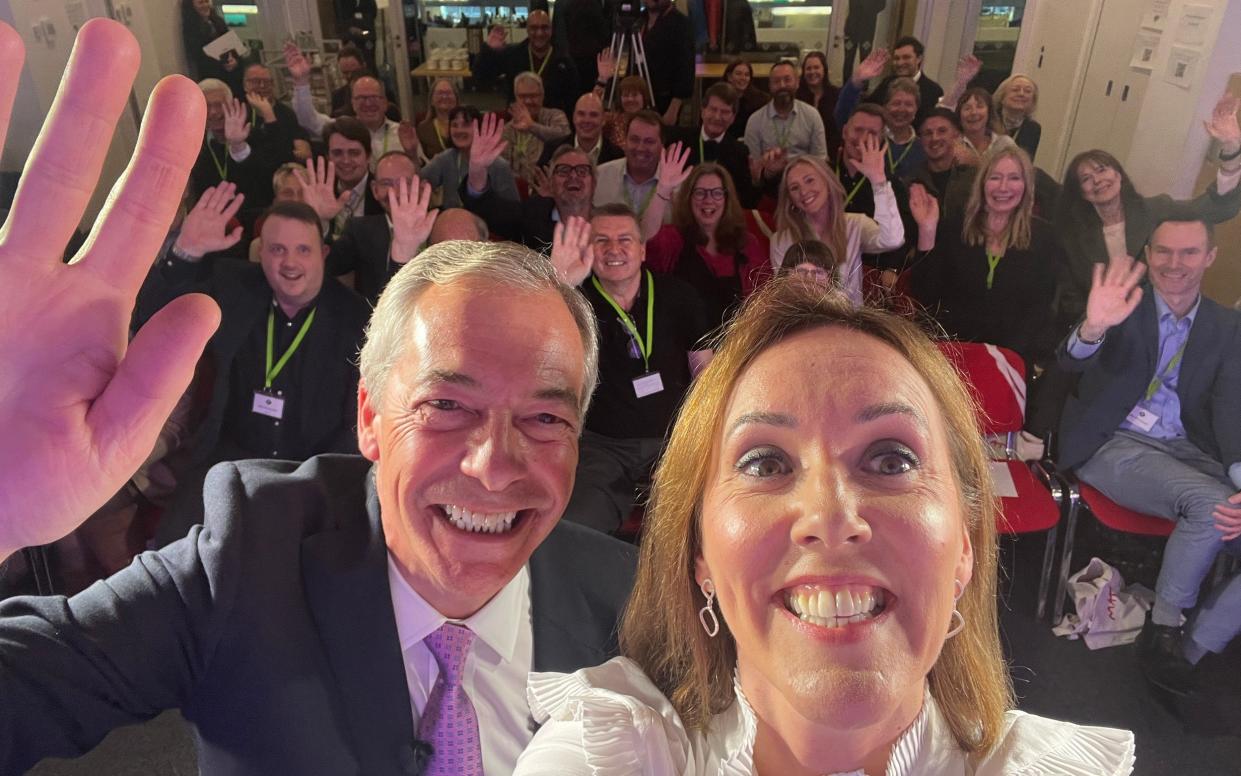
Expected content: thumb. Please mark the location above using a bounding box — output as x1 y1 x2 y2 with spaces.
1229 492 1241 504
225 226 244 247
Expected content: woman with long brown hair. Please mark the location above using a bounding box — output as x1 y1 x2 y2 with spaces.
513 277 1134 774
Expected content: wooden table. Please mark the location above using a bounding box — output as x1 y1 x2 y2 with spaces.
695 61 776 80
411 63 473 113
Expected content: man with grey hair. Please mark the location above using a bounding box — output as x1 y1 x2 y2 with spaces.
501 71 570 180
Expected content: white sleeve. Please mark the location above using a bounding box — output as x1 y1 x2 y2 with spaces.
769 230 791 272
513 720 594 776
863 180 906 252
291 83 330 137
1216 164 1241 196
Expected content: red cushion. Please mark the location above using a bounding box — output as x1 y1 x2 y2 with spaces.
937 342 1026 434
997 462 1060 534
1080 483 1174 536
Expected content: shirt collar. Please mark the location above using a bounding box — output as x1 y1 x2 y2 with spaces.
576 135 603 156
700 128 726 143
386 554 530 664
622 165 657 188
1153 290 1201 326
764 100 798 119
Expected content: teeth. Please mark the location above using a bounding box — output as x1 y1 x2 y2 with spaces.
441 504 518 534
785 586 886 629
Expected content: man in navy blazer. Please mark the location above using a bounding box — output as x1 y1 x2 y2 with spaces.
1057 213 1241 696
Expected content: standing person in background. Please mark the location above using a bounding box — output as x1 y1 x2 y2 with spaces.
840 0 886 84
796 51 842 157
724 59 768 140
994 74 1041 160
476 10 579 118
865 36 943 122
552 0 610 95
180 0 242 88
413 78 458 163
641 0 695 125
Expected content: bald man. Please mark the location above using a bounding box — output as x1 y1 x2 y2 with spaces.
538 92 624 167
475 10 579 116
429 208 489 244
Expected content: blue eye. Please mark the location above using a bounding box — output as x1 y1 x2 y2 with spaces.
736 447 791 478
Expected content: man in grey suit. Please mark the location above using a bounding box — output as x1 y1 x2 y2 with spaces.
0 19 633 775
1057 212 1241 696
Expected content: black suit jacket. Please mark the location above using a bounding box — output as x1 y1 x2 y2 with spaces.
869 73 944 123
462 179 558 250
1056 289 1241 471
671 127 759 209
473 40 580 118
327 213 395 306
136 255 371 465
537 134 625 168
0 455 636 775
191 133 287 232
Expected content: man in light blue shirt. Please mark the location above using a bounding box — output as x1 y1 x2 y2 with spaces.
1057 213 1241 696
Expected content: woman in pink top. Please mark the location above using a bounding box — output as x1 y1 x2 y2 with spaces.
644 163 771 328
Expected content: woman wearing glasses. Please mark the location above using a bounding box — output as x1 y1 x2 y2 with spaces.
644 163 772 328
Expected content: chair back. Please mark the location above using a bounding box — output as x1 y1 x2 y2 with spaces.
937 341 1026 435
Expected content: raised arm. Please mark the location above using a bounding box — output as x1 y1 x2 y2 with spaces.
937 54 981 111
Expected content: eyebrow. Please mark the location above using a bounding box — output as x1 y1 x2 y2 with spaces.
728 411 797 435
855 402 928 432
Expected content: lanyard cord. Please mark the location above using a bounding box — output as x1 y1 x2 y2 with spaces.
835 159 867 206
1145 339 1189 401
529 45 552 77
266 307 317 388
887 140 914 174
984 252 1003 290
207 139 229 181
592 271 655 371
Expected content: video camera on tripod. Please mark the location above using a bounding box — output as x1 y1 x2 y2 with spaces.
606 1 656 108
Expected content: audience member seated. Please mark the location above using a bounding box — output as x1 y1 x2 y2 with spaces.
426 207 489 243
538 92 623 167
136 192 370 542
770 149 903 304
249 162 308 261
906 107 975 219
644 163 771 328
1056 217 1241 698
835 51 926 181
745 61 827 197
513 277 1134 776
462 114 575 249
669 83 759 209
1054 95 1241 324
328 44 367 116
414 77 458 163
475 11 579 118
778 238 837 288
242 63 311 163
595 111 686 239
909 147 1065 368
561 204 713 535
286 42 417 169
994 74 1041 160
640 0 695 123
191 79 282 232
864 36 944 120
599 73 651 148
723 58 768 141
299 118 385 242
501 71 571 180
421 106 520 209
956 85 1016 163
326 151 439 305
795 50 842 155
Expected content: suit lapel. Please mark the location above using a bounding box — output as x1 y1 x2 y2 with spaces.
302 474 422 774
1178 298 1217 404
527 528 612 672
1136 288 1159 375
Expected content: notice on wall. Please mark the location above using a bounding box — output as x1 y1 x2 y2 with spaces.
1141 0 1172 30
1130 29 1161 72
1175 4 1214 46
1164 46 1201 89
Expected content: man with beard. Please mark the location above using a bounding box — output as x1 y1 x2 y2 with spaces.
668 82 758 208
640 0 695 124
743 61 826 194
464 116 596 250
499 71 571 181
905 108 974 220
476 10 579 117
594 111 684 239
538 92 623 167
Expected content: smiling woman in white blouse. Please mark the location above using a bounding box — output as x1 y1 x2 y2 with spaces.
513 277 1135 776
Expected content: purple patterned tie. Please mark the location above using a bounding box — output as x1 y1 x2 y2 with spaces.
417 623 484 775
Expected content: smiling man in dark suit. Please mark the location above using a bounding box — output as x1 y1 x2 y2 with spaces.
1057 212 1241 697
0 24 635 768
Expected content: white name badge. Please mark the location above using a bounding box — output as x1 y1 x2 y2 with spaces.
633 372 665 398
252 391 285 419
1125 404 1159 433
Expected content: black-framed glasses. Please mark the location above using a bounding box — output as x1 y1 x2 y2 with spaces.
553 164 592 178
691 187 726 202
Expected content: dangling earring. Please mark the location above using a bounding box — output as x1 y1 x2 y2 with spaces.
698 579 720 638
945 579 966 640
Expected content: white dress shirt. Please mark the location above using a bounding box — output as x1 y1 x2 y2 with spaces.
386 556 535 775
292 83 403 170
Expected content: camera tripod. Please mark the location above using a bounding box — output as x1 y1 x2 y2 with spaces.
605 22 656 110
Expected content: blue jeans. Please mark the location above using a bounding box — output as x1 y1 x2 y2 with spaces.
1077 431 1241 613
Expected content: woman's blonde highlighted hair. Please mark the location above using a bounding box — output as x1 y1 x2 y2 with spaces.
962 145 1036 253
619 276 1013 755
774 155 848 271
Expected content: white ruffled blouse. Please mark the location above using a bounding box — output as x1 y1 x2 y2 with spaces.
513 657 1135 776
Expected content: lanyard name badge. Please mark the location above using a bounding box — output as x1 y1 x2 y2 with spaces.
253 307 317 419
1125 339 1188 432
592 271 663 398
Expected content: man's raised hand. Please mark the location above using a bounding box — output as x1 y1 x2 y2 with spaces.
0 19 220 560
389 177 439 263
550 215 593 287
294 156 349 221
1081 254 1146 342
173 183 245 259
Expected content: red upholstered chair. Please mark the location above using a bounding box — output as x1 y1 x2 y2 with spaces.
937 341 1065 620
1050 481 1174 624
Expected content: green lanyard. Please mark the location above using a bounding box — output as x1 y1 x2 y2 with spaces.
1145 340 1189 401
529 46 552 77
886 140 914 174
265 307 317 388
592 271 655 371
624 182 657 219
699 134 705 162
985 252 1004 290
835 160 867 206
207 140 229 181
